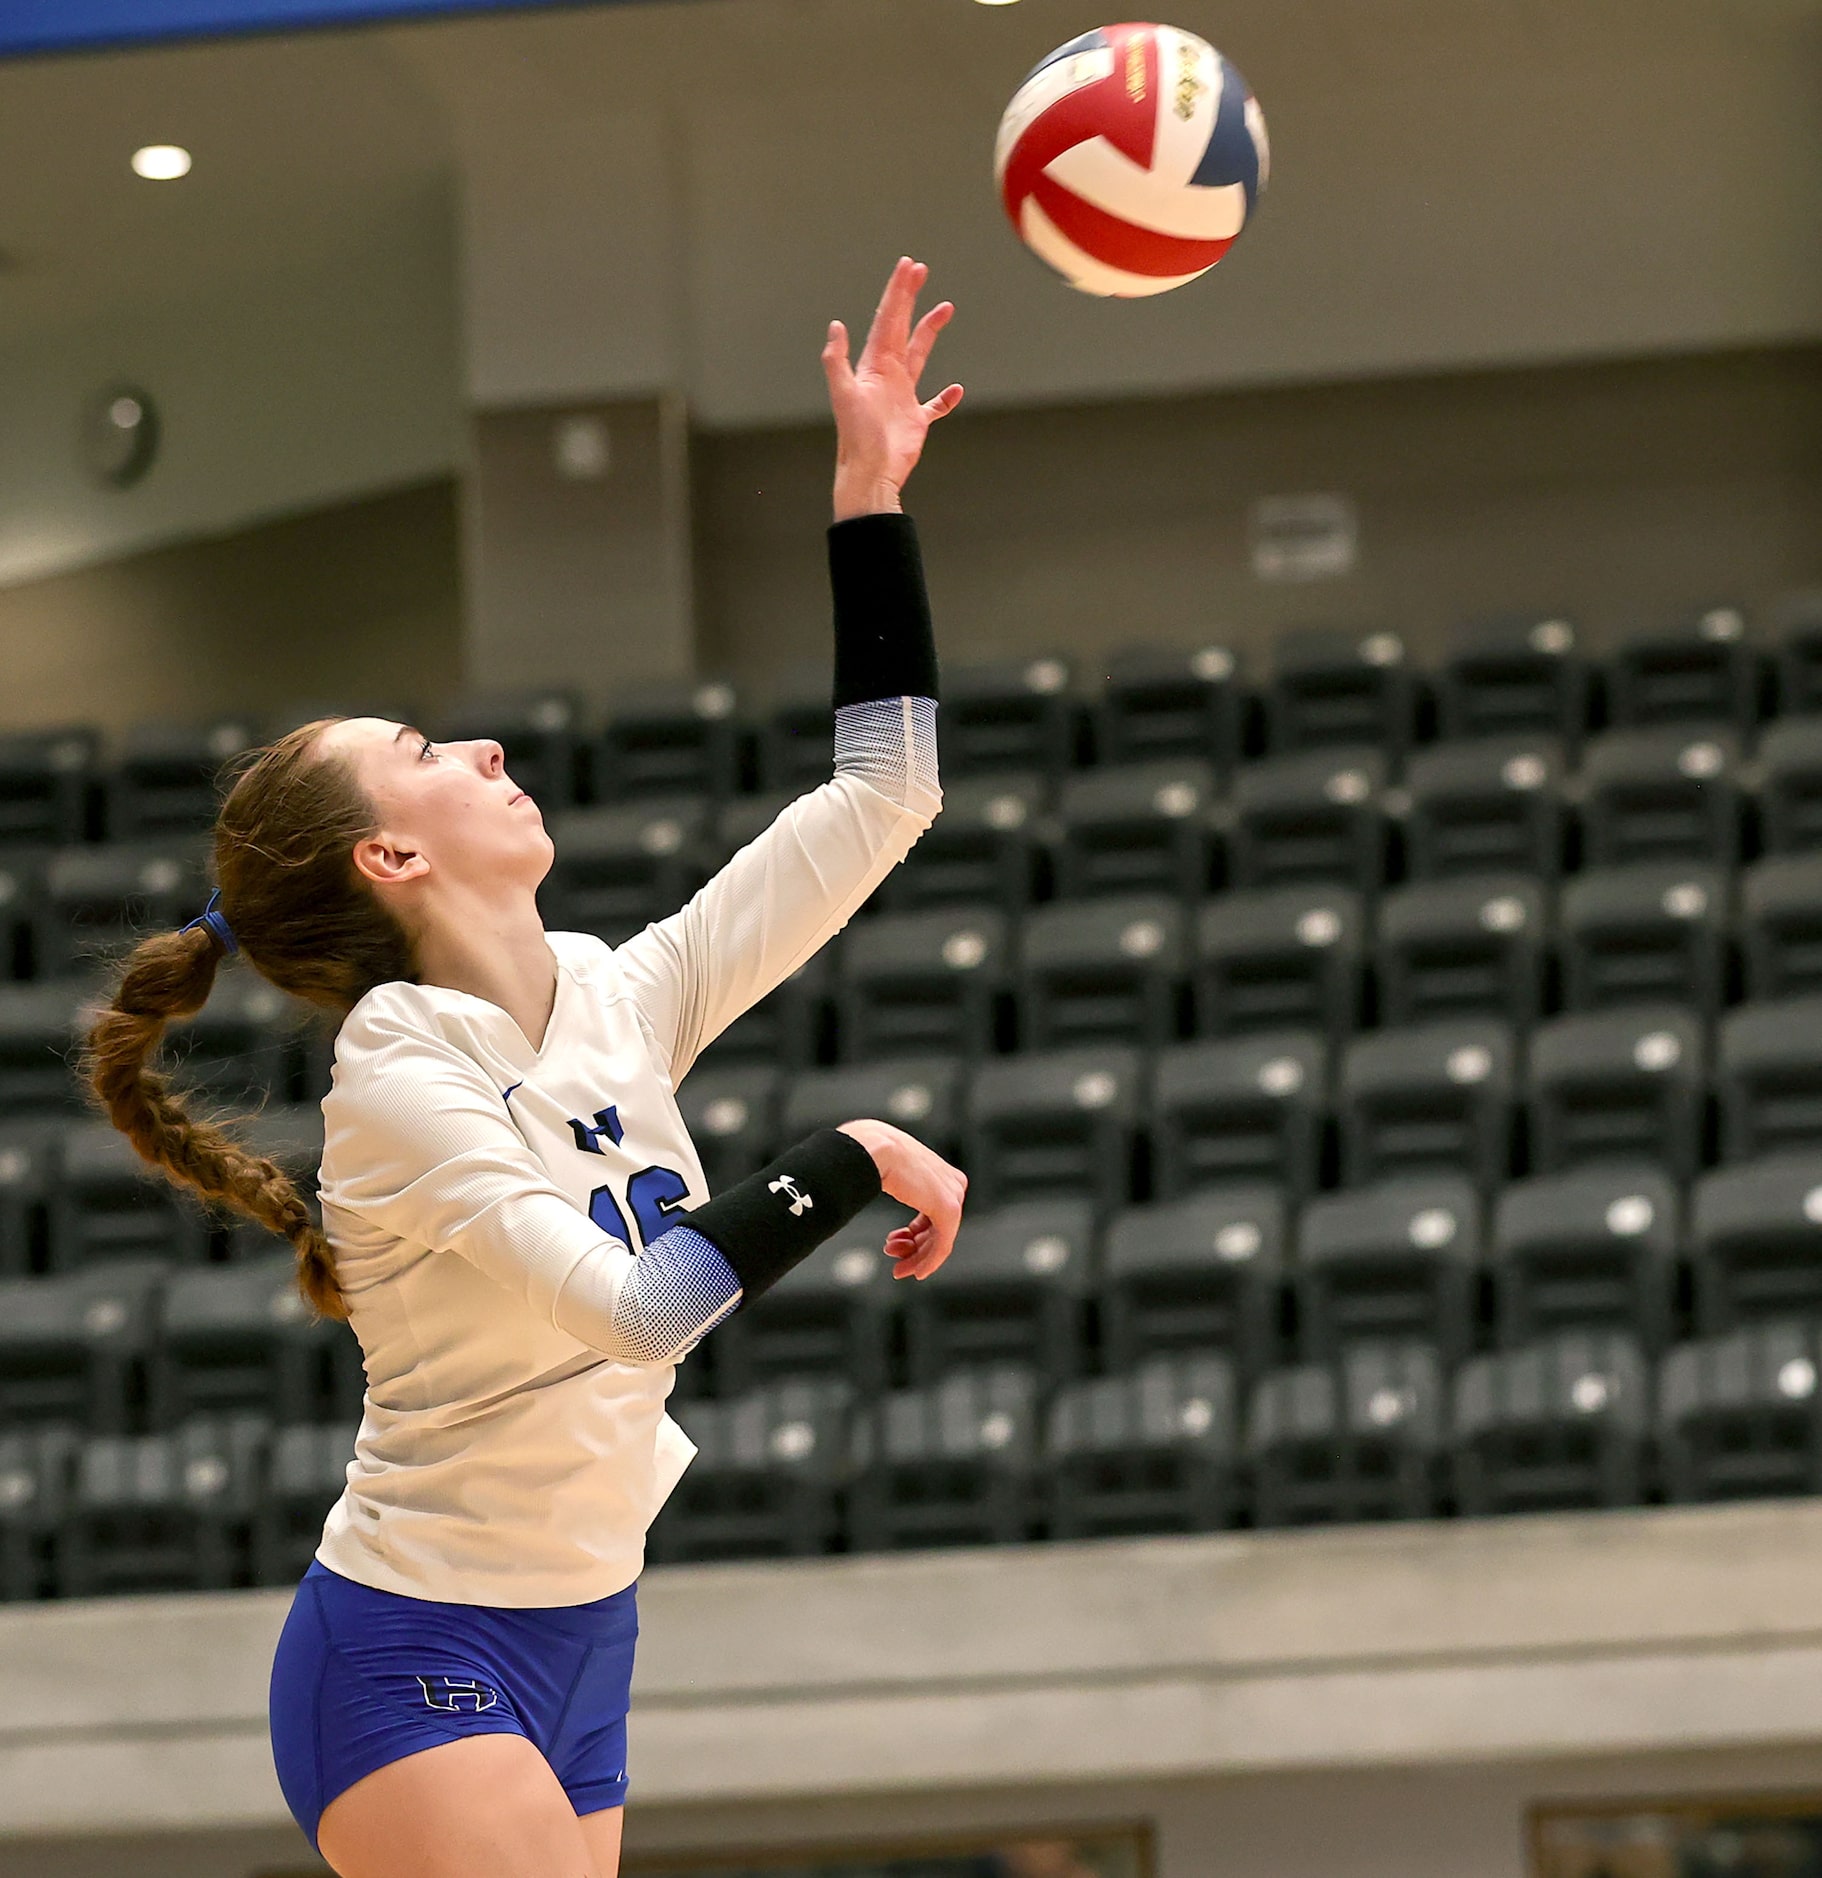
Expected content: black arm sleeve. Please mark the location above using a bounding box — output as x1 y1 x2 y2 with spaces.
685 1127 883 1305
829 512 939 708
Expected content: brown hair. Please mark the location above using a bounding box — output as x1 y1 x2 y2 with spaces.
83 721 418 1320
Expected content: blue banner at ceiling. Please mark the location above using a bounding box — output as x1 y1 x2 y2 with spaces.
0 0 615 58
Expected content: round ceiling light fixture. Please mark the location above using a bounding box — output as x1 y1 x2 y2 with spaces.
131 145 192 181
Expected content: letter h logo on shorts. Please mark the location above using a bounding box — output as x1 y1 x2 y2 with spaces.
417 1675 501 1713
569 1106 624 1155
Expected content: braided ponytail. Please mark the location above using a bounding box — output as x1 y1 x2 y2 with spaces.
83 719 421 1323
84 923 347 1320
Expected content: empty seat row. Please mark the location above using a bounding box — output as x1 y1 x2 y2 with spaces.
694 865 1822 1071
0 594 1815 854
0 1412 352 1599
651 1309 1822 1559
703 1155 1822 1403
0 1106 323 1275
684 1001 1815 1214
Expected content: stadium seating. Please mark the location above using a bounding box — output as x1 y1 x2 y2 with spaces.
13 594 1822 1592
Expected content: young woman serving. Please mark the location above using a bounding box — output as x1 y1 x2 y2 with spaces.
85 257 967 1878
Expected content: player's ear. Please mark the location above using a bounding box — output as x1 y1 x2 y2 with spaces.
351 834 429 890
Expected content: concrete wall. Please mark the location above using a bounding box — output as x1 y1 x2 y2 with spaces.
697 343 1822 692
0 480 462 734
0 195 461 594
8 1501 1822 1875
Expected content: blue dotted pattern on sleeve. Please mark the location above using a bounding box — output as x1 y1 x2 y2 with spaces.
615 1225 743 1362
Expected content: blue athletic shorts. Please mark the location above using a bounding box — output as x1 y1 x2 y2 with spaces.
269 1559 639 1851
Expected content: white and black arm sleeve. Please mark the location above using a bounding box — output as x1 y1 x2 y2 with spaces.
615 513 941 1079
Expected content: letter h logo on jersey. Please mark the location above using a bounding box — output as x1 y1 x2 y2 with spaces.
417 1675 501 1714
569 1106 625 1155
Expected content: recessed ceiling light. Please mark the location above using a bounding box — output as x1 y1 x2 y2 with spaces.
131 145 191 181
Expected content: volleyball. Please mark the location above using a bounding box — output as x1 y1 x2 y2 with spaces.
994 22 1268 298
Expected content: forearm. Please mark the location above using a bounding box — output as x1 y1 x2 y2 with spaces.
551 1128 882 1360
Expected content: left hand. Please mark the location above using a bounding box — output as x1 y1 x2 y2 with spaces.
823 256 964 522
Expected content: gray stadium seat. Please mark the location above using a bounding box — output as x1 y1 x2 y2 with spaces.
56 1412 268 1597
0 851 41 981
254 1420 357 1587
540 798 711 944
694 947 829 1071
1717 996 1822 1161
152 1251 348 1428
0 1120 56 1277
1578 726 1742 868
0 980 93 1117
836 904 1007 1061
650 1379 854 1563
1400 736 1568 881
1603 608 1759 732
873 771 1047 914
0 1423 77 1601
1247 1342 1445 1526
1658 1321 1822 1502
1758 718 1822 854
848 1364 1043 1550
1149 1031 1325 1202
1264 627 1417 759
1226 747 1388 893
1100 1189 1284 1379
1337 1018 1516 1192
163 967 302 1105
756 665 834 794
1434 615 1589 744
1451 1329 1650 1514
1296 1175 1481 1365
1374 875 1546 1028
1046 1352 1238 1539
432 690 583 811
964 1045 1143 1211
1559 862 1728 1015
49 1119 210 1272
1051 759 1218 900
0 729 96 850
710 1198 910 1400
1016 893 1186 1050
1526 1005 1705 1179
593 679 742 799
1490 1163 1679 1354
902 1197 1096 1387
1094 643 1245 772
1192 884 1364 1042
1690 1153 1822 1333
107 717 257 840
781 1056 961 1162
674 1063 782 1192
1771 589 1822 718
1740 854 1822 1000
0 1259 166 1432
941 657 1076 778
39 838 211 977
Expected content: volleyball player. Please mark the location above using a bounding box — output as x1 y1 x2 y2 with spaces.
84 256 967 1878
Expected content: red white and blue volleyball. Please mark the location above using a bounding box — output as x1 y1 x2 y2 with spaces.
995 23 1269 298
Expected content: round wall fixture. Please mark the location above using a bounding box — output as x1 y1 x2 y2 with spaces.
81 385 160 489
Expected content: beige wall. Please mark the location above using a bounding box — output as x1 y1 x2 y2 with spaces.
0 480 461 735
697 343 1822 694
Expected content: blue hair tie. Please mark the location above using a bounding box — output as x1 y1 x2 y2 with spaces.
183 889 239 956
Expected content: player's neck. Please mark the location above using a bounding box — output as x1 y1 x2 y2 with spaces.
412 885 559 1055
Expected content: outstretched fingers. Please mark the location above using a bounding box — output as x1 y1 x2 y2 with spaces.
821 318 853 397
861 256 925 367
922 383 965 422
904 300 954 382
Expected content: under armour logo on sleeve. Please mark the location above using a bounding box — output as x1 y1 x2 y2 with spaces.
417 1676 500 1713
768 1175 813 1216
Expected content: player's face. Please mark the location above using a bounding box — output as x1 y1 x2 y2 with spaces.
320 717 554 894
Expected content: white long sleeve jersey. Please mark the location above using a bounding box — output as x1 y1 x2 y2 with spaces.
313 699 938 1606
